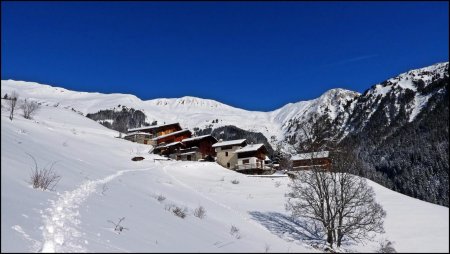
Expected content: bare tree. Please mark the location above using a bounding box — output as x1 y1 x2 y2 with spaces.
7 91 19 121
285 115 385 249
21 99 40 119
279 154 292 171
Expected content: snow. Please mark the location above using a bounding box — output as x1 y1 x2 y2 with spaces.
1 98 448 252
396 79 416 91
234 144 265 153
409 93 432 122
212 139 247 148
373 84 392 96
124 131 152 136
178 151 197 156
158 141 182 148
291 151 329 160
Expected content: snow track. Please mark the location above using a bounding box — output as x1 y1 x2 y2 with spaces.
40 168 150 253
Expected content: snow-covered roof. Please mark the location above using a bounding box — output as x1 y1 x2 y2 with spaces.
156 141 183 149
234 144 265 153
127 123 180 132
178 151 197 156
164 141 183 147
212 139 246 148
124 131 152 136
182 135 217 143
151 129 191 141
291 151 329 160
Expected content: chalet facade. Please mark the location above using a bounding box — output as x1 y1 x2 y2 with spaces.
123 132 152 144
153 134 217 162
153 141 185 156
290 151 331 171
126 123 182 144
234 144 269 174
176 135 218 161
150 129 192 146
212 139 247 169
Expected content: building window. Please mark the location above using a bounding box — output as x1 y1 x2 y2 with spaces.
243 159 249 164
225 152 229 157
227 163 230 168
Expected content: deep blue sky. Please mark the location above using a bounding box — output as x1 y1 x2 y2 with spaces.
2 2 448 111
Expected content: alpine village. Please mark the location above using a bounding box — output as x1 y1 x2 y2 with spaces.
123 122 329 176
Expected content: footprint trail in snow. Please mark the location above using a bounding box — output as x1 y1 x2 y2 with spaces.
40 168 149 253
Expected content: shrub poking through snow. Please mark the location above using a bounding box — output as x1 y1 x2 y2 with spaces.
172 206 188 219
107 217 129 234
156 194 166 202
193 206 207 219
165 204 188 219
377 239 397 253
101 184 109 196
27 153 61 191
231 179 240 184
230 225 241 239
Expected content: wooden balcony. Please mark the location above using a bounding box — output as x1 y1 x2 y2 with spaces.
236 163 264 171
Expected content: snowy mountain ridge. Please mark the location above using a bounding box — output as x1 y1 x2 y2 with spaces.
0 80 359 149
342 61 449 135
1 61 448 151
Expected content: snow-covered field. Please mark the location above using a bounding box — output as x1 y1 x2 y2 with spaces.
1 103 448 252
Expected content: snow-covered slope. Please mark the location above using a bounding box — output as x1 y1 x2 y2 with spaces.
1 98 448 252
0 80 358 149
0 105 314 252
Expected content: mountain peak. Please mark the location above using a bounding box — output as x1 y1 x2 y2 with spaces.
319 88 360 100
147 96 234 110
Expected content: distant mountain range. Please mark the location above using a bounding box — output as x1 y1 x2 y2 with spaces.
2 61 448 206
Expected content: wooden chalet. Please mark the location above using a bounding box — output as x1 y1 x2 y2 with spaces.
123 131 153 144
234 144 269 174
290 151 331 171
176 135 218 161
127 123 182 140
153 141 185 156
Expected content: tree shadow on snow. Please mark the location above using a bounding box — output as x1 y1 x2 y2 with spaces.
248 211 325 245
